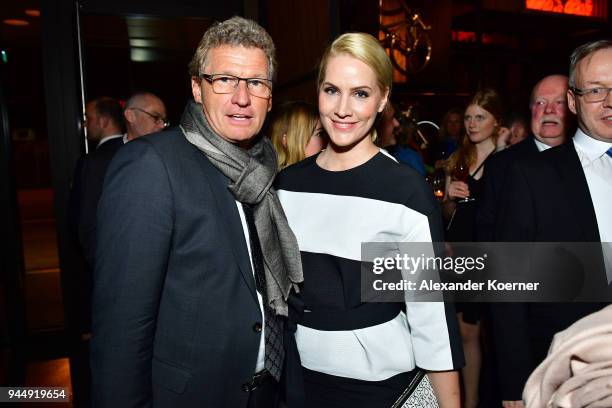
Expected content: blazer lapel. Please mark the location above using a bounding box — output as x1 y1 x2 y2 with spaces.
526 137 539 154
192 150 259 304
551 144 601 242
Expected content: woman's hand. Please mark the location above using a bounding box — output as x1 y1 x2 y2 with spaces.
446 180 470 200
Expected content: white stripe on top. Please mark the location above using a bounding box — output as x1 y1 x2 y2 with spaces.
278 189 456 381
276 191 433 260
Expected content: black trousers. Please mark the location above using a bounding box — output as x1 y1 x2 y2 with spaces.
246 375 281 408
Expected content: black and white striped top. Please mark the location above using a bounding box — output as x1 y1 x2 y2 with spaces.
276 150 463 381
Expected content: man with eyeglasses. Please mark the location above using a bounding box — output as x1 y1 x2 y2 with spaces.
91 17 302 408
123 91 168 141
491 40 612 408
75 92 166 268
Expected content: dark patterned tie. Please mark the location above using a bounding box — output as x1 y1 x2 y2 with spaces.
242 203 284 381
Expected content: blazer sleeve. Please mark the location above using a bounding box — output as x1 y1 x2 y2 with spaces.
90 140 173 408
495 159 537 242
490 160 536 400
475 155 502 242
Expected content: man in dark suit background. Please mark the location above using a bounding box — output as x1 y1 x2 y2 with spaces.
476 74 570 242
67 96 125 407
91 17 302 408
69 97 124 240
490 41 612 407
475 74 570 407
75 97 125 266
77 92 167 267
71 96 124 323
71 93 167 406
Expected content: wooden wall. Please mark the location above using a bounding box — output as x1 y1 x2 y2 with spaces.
265 0 333 104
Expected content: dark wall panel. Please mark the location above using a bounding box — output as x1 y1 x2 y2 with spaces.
266 0 332 103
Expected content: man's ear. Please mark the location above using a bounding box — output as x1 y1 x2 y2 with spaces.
267 95 273 112
124 109 135 124
99 115 109 129
567 89 577 115
192 77 203 103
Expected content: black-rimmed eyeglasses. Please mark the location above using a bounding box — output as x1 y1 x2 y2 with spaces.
129 107 170 128
570 87 612 103
198 73 273 99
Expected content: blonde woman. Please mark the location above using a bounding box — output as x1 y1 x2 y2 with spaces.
270 101 326 169
276 33 462 408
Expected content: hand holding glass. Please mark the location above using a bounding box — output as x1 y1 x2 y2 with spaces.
451 162 473 202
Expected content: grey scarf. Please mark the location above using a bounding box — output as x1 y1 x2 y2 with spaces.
180 100 302 316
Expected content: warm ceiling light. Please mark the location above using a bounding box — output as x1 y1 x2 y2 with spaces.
25 9 41 17
3 19 29 26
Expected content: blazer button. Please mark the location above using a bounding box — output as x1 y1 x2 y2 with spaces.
252 322 262 332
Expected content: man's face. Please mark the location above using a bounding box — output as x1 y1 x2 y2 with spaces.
530 76 569 147
445 113 463 140
379 105 399 147
85 101 103 142
568 48 612 142
129 96 167 138
191 45 272 148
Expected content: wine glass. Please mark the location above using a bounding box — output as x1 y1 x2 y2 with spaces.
431 169 445 201
452 162 473 203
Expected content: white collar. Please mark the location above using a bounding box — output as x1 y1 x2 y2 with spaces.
573 128 612 161
97 133 123 148
532 138 552 152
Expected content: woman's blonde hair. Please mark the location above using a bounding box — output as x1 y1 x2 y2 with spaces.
270 101 320 169
447 88 503 173
317 32 393 141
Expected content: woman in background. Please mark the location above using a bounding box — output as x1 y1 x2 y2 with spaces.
269 101 326 169
443 88 504 408
276 32 462 408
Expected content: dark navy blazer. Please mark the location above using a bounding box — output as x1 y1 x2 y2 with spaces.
91 127 263 408
489 141 607 400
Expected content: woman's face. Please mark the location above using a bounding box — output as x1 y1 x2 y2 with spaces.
464 104 498 144
304 120 326 157
318 54 388 150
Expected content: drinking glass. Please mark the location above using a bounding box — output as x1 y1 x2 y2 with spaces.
452 162 474 202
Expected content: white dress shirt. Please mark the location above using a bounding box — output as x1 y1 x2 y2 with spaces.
533 137 553 152
96 133 123 148
235 202 266 373
573 129 612 283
